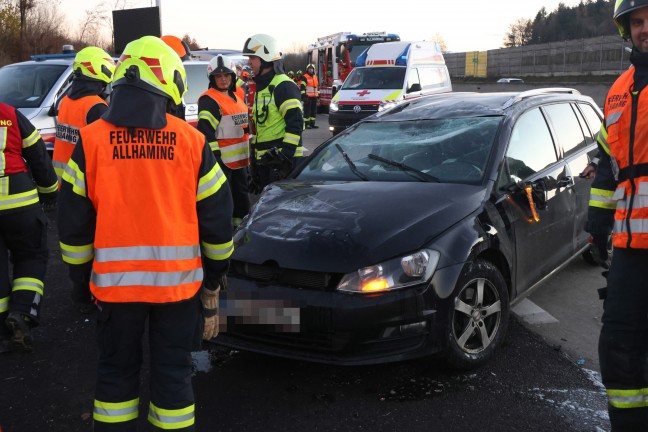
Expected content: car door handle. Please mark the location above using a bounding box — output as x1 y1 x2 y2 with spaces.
557 176 574 188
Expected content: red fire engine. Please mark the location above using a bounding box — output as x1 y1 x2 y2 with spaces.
307 31 401 110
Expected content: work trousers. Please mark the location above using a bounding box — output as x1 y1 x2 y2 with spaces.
599 248 648 431
93 295 202 432
0 206 48 326
303 97 318 127
220 163 250 222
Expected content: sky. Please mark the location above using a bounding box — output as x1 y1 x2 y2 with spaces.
58 0 588 53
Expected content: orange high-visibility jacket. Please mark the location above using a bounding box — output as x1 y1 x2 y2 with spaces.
79 115 229 303
603 67 648 249
200 88 250 169
52 95 106 184
303 73 319 98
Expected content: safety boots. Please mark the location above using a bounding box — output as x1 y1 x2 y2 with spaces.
5 312 33 352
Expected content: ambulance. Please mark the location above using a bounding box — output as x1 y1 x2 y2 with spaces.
328 41 452 135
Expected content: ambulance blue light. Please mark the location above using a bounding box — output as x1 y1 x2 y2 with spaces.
355 48 369 67
394 44 411 66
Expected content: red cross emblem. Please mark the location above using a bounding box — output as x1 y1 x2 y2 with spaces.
356 90 371 96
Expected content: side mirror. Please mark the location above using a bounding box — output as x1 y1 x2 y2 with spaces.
407 83 422 93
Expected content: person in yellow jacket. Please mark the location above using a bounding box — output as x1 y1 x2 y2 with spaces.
587 1 648 429
198 55 251 228
52 46 115 312
242 33 303 191
58 36 233 432
302 63 319 128
0 101 57 353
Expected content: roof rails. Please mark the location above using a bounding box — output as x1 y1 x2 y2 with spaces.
502 87 581 109
31 53 76 61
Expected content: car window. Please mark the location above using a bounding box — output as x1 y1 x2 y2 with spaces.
543 103 587 157
299 117 502 184
184 63 209 105
0 64 68 108
577 103 603 138
502 108 557 185
418 66 449 91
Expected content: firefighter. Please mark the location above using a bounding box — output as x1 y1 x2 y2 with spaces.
0 101 58 353
52 46 115 187
587 1 648 429
198 55 251 229
302 63 319 128
161 35 192 120
58 36 233 432
242 33 303 191
287 70 295 81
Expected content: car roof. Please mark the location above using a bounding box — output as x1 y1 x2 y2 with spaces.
372 88 592 121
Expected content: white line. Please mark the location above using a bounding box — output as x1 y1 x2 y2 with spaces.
512 298 559 325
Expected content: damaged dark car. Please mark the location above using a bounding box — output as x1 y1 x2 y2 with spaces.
216 89 602 369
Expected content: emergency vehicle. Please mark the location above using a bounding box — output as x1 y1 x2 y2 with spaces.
328 41 452 135
307 32 400 110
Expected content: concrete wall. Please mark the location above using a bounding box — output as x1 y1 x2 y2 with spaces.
451 82 612 108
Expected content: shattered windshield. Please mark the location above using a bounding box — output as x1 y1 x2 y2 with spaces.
0 64 68 109
299 117 502 184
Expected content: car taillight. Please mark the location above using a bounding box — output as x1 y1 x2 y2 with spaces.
41 131 56 152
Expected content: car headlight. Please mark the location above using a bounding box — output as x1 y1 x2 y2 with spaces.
378 101 396 112
337 249 440 293
329 100 339 112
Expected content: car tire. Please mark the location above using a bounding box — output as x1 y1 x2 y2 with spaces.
445 259 509 370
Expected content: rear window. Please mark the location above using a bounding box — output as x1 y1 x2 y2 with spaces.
0 64 68 108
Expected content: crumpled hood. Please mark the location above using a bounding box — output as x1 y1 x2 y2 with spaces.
233 181 487 274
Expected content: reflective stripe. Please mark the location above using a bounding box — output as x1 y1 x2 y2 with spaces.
615 194 648 211
614 218 648 235
589 187 616 210
37 181 58 194
53 160 68 183
606 111 622 129
60 242 95 265
0 296 9 313
95 245 200 263
12 277 44 296
283 132 300 147
198 110 219 131
220 140 249 165
93 398 139 424
148 402 195 430
597 124 610 155
91 268 204 288
197 164 226 202
0 126 6 175
279 98 302 117
0 177 6 195
209 140 220 152
201 239 234 261
61 158 87 197
607 387 648 409
0 188 39 210
21 129 40 148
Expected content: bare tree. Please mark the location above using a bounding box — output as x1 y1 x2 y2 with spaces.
430 32 448 53
182 34 200 51
503 18 533 48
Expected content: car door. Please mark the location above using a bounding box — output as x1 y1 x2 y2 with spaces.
499 106 574 294
542 102 601 252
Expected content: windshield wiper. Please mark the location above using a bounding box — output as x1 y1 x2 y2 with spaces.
335 144 369 181
368 154 440 182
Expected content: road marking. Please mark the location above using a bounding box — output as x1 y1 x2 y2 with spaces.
512 298 559 325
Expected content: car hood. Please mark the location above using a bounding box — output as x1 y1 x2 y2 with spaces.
234 181 487 273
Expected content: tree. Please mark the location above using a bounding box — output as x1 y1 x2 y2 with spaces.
431 33 448 53
503 18 533 48
182 34 200 51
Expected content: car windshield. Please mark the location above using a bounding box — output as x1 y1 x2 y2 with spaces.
299 117 502 184
341 67 406 90
0 63 68 108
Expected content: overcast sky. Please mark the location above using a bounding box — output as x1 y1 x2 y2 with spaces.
59 0 591 53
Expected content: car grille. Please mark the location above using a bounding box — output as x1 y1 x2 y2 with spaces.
338 103 379 113
230 260 343 291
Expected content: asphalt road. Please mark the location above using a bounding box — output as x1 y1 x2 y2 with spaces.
0 119 611 432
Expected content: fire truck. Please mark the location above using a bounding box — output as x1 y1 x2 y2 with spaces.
307 31 400 110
